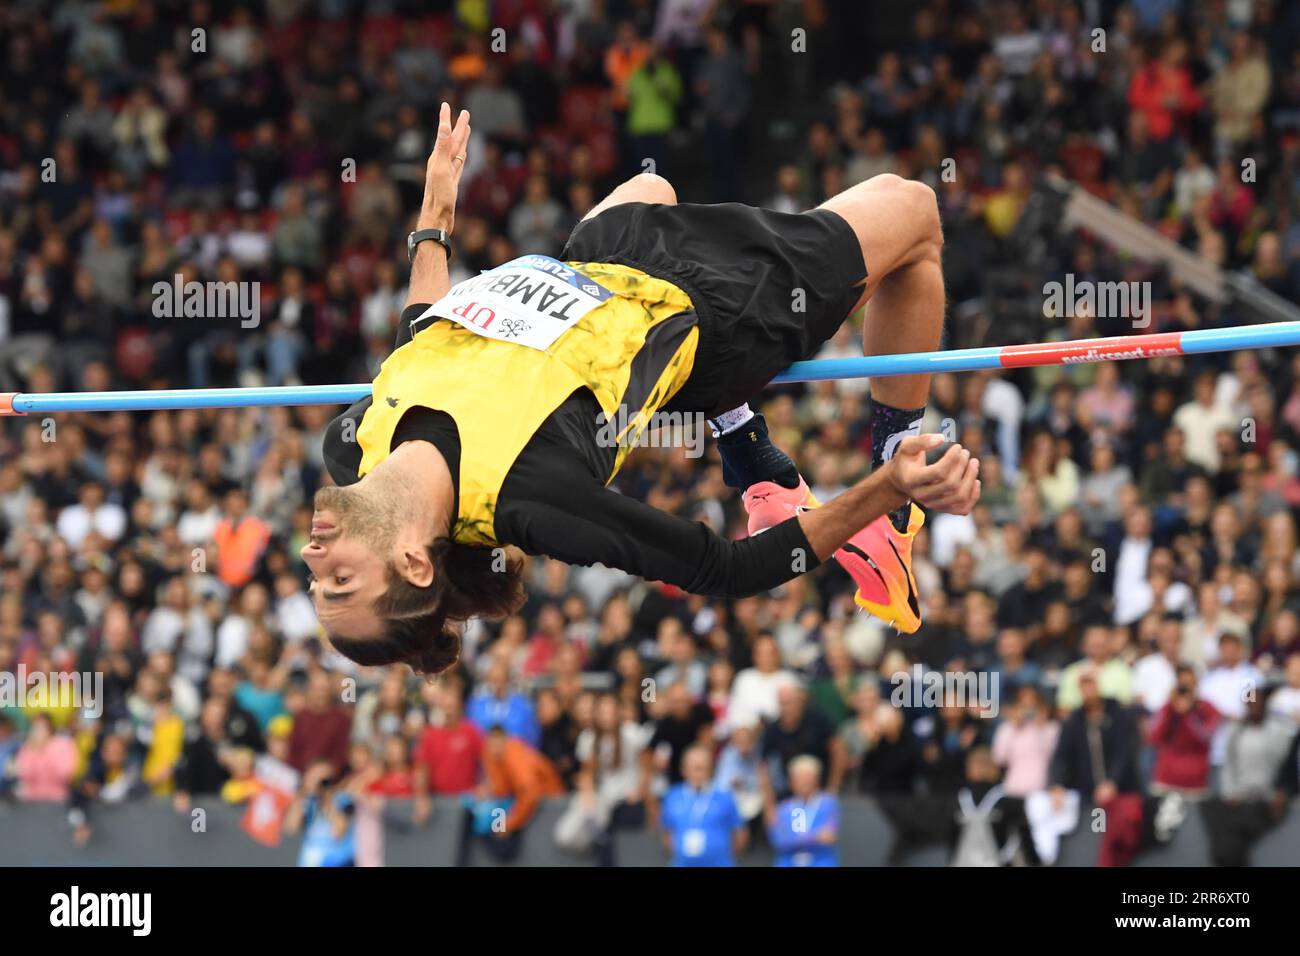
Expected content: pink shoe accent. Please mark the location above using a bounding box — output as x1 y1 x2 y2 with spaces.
742 478 818 537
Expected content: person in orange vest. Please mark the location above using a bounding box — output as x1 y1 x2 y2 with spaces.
456 724 565 865
604 20 650 113
212 487 271 589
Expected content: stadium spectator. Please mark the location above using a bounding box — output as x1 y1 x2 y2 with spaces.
14 713 79 803
287 670 351 777
763 684 843 796
1147 666 1220 796
658 743 746 867
767 753 841 867
456 725 564 866
414 677 483 812
648 680 716 786
1056 624 1134 711
173 696 235 808
466 659 540 746
991 685 1059 798
575 692 650 866
287 760 357 868
1049 670 1140 808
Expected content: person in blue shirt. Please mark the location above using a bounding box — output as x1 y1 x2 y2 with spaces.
288 761 357 867
659 744 747 866
767 754 840 867
713 719 765 828
466 660 540 747
0 714 21 799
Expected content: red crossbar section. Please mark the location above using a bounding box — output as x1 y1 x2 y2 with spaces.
0 393 20 416
998 331 1185 369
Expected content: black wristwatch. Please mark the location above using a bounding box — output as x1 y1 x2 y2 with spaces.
407 228 452 264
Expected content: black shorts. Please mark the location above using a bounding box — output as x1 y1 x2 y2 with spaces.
561 201 867 417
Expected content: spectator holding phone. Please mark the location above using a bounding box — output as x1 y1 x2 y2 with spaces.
991 685 1060 797
286 760 357 868
1148 666 1220 796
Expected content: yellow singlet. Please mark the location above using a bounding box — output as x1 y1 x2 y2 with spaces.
356 262 698 546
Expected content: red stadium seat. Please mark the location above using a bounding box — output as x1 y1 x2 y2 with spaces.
559 86 608 137
312 18 353 56
163 209 193 240
264 19 306 64
360 15 404 57
1061 140 1105 187
415 14 454 50
584 128 619 177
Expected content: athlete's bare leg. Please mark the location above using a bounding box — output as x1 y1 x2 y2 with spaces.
818 173 945 412
583 172 678 221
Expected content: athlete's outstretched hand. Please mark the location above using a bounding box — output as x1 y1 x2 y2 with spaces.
887 434 981 515
420 101 471 232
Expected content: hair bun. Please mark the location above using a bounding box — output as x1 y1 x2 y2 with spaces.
406 629 461 676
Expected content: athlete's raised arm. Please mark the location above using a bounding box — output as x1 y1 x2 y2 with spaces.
405 102 471 309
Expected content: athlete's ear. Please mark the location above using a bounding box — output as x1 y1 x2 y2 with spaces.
394 542 435 589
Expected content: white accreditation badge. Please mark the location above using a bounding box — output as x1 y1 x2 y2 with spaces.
681 788 714 859
416 255 613 351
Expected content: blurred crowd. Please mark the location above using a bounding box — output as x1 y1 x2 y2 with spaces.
3 0 1300 866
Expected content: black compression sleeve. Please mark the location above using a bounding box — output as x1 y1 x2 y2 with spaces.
497 473 821 597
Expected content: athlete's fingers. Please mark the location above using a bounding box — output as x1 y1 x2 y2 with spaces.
948 458 980 509
895 434 945 461
449 109 472 185
920 457 980 513
932 459 981 513
438 101 452 138
904 442 967 494
912 445 971 494
427 102 452 176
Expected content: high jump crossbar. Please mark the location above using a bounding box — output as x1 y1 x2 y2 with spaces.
4 322 1300 416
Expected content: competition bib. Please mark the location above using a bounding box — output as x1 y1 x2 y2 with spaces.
416 255 613 351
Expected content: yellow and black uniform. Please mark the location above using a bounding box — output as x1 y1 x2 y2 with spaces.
352 262 698 547
324 201 867 596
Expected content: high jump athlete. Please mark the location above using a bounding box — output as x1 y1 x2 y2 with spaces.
304 104 980 673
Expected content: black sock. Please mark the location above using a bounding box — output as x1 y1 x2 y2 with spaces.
712 412 801 491
871 398 926 532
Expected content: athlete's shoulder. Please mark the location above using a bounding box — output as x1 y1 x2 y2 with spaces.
322 397 371 486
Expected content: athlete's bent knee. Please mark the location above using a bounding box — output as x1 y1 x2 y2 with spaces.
626 171 677 206
861 173 941 244
911 180 943 250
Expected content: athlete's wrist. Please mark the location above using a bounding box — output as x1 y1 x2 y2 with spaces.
416 210 453 233
879 458 909 503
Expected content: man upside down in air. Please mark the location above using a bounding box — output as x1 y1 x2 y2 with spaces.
304 103 981 673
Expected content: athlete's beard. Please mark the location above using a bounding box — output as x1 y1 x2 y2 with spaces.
314 481 403 555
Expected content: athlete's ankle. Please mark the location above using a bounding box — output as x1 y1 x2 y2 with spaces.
713 412 801 491
870 398 926 533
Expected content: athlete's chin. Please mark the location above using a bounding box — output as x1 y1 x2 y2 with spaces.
314 485 358 514
316 605 384 641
